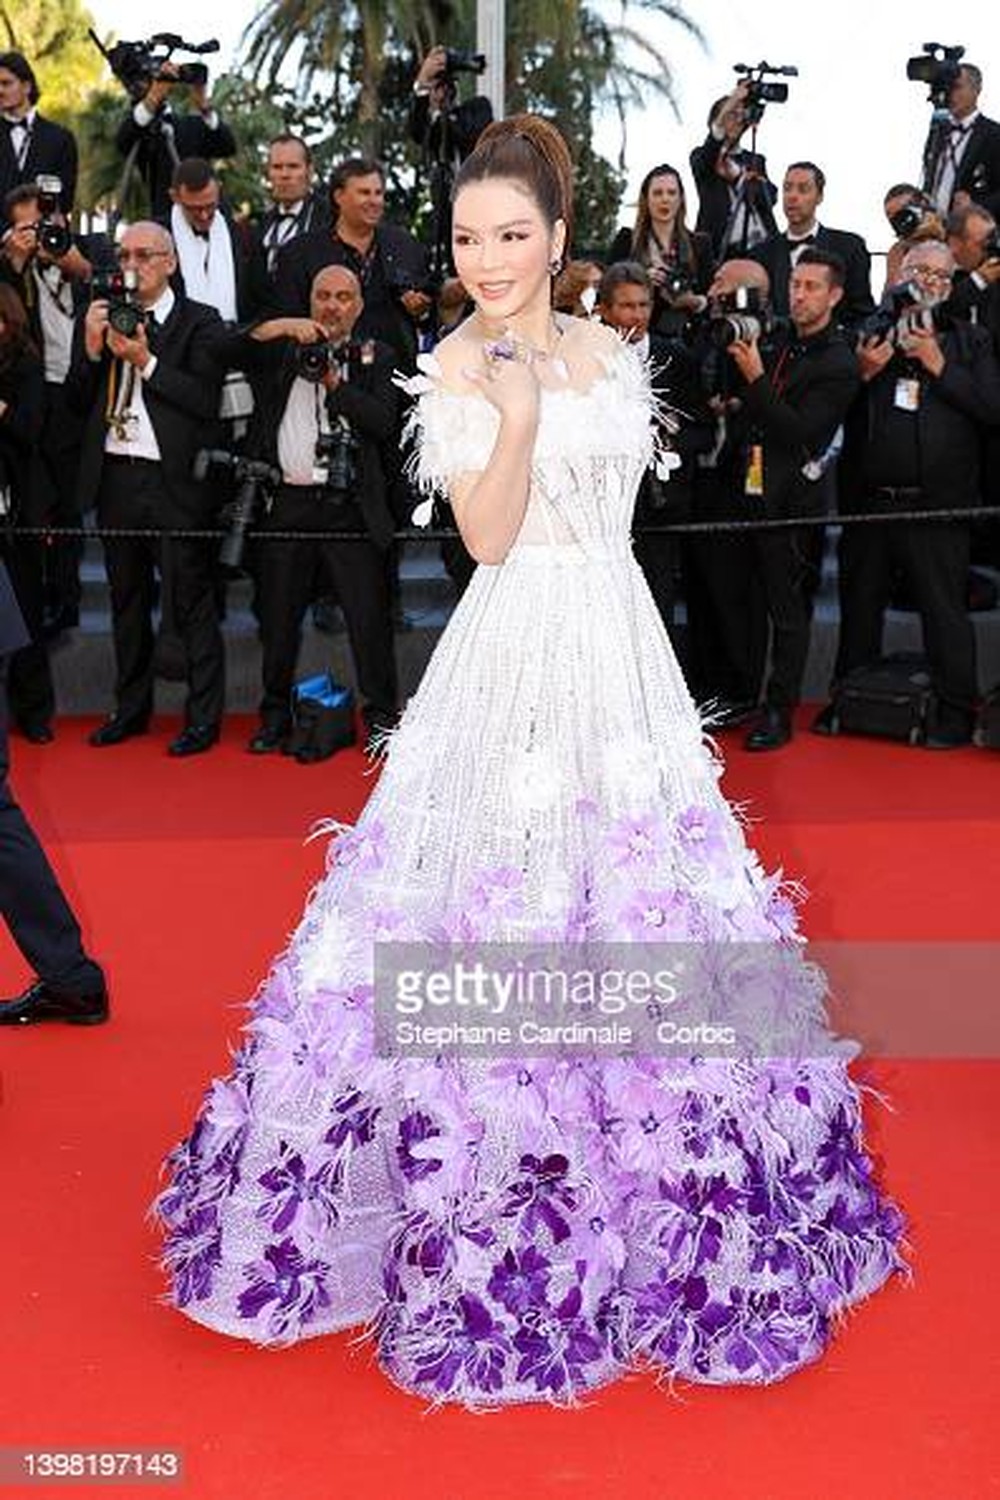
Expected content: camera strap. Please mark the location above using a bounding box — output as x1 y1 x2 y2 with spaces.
105 358 138 441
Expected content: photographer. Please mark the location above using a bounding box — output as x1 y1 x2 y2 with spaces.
607 164 713 338
819 241 1000 747
0 182 100 639
690 81 778 259
273 157 430 369
115 60 236 220
882 183 945 293
220 265 398 758
945 203 1000 343
66 221 226 756
922 63 1000 220
723 249 860 750
409 45 493 283
0 52 77 225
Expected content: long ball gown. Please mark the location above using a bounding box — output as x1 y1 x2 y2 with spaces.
154 325 904 1407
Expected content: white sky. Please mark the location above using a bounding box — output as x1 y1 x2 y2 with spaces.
93 1 999 252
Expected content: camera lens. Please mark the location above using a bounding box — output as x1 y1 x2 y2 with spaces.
296 343 331 382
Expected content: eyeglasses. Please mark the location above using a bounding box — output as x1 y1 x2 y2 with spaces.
908 265 952 283
115 248 170 265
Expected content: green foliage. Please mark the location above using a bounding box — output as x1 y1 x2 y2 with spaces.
0 0 105 120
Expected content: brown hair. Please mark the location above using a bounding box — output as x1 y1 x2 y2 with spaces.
0 283 38 372
631 164 694 269
453 114 574 261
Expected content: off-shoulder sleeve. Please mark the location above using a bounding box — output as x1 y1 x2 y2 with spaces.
396 354 498 502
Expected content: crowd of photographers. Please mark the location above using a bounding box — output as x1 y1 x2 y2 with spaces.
2 40 1000 758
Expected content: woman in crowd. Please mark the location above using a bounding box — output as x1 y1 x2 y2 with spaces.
609 163 713 335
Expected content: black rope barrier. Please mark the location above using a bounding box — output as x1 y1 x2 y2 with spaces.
7 504 1000 545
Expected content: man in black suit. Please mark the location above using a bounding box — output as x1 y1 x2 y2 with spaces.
273 157 430 368
244 135 331 319
690 81 778 259
1 183 100 640
0 51 77 223
724 249 860 749
923 63 1000 222
165 157 250 324
818 240 1000 748
221 265 398 758
0 558 107 1025
66 221 226 756
115 62 236 220
747 162 874 328
408 46 493 283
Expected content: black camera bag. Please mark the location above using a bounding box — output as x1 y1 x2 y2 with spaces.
826 654 935 745
286 673 356 761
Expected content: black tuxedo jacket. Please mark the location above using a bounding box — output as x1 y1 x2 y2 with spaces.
157 209 253 324
746 226 874 329
634 331 714 522
0 348 44 513
407 93 493 163
0 114 77 223
689 131 777 257
723 324 860 518
220 328 399 548
923 112 1000 220
66 294 224 521
0 556 28 656
863 321 1000 508
115 107 237 219
272 223 429 365
242 193 332 319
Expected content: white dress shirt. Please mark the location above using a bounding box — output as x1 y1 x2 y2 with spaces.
104 286 175 459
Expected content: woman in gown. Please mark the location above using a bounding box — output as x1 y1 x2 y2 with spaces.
155 117 904 1407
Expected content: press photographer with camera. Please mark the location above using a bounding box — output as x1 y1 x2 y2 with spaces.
273 157 430 369
0 52 77 226
409 45 493 284
607 164 713 338
817 240 1000 748
0 181 105 641
719 248 860 750
113 46 236 221
881 183 945 293
66 221 226 756
914 51 1000 221
218 264 398 759
945 202 1000 337
690 77 778 259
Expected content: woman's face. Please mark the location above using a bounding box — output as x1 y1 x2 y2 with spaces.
452 178 565 324
646 173 682 227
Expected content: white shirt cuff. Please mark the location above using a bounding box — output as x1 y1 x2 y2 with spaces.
134 101 156 127
140 354 158 380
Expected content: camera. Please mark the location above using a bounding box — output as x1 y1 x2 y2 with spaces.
32 176 72 258
889 201 937 240
734 60 797 125
859 282 950 347
90 262 144 337
659 265 694 300
906 41 964 110
89 28 219 102
982 232 1000 264
314 419 358 495
708 284 770 348
441 49 486 77
295 341 337 383
192 449 280 569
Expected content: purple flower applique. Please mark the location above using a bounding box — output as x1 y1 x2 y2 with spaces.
512 1282 606 1396
602 1068 685 1174
468 1061 555 1129
401 1214 454 1279
487 1246 552 1316
467 866 525 919
618 888 693 940
501 1153 578 1245
722 1286 819 1380
397 1111 442 1184
815 1107 872 1186
251 962 298 1023
333 820 387 874
325 1088 381 1151
655 1171 744 1269
162 1204 221 1307
395 1098 479 1207
237 1238 332 1341
256 1142 344 1244
250 998 354 1104
676 805 730 871
201 1075 251 1146
605 813 668 870
410 1293 512 1397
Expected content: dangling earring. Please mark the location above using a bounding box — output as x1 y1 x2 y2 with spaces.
549 256 562 276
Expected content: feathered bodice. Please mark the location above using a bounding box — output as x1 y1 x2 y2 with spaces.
402 338 657 549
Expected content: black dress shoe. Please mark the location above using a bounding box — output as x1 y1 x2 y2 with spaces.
295 743 336 765
810 703 838 736
169 724 219 757
248 723 288 755
0 979 109 1026
89 715 150 747
745 706 793 752
924 725 973 749
21 722 54 744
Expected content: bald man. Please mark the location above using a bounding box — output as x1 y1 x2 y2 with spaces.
66 221 227 755
217 264 399 758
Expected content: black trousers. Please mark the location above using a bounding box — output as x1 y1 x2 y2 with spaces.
256 486 397 729
0 666 103 994
682 471 768 706
98 459 225 727
40 382 85 617
0 536 55 732
835 508 976 725
751 523 817 711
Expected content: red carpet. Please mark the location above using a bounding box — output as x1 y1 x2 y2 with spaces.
1 713 997 1500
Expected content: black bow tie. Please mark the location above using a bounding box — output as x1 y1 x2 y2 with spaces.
788 233 816 246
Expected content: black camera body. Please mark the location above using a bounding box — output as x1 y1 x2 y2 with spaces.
660 265 694 301
295 341 341 384
889 201 937 240
859 281 950 347
734 60 797 125
32 175 72 259
90 264 145 338
90 28 219 102
441 49 486 77
709 284 771 348
906 42 965 110
314 419 359 496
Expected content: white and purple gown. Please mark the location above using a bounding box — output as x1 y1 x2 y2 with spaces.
155 334 904 1407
